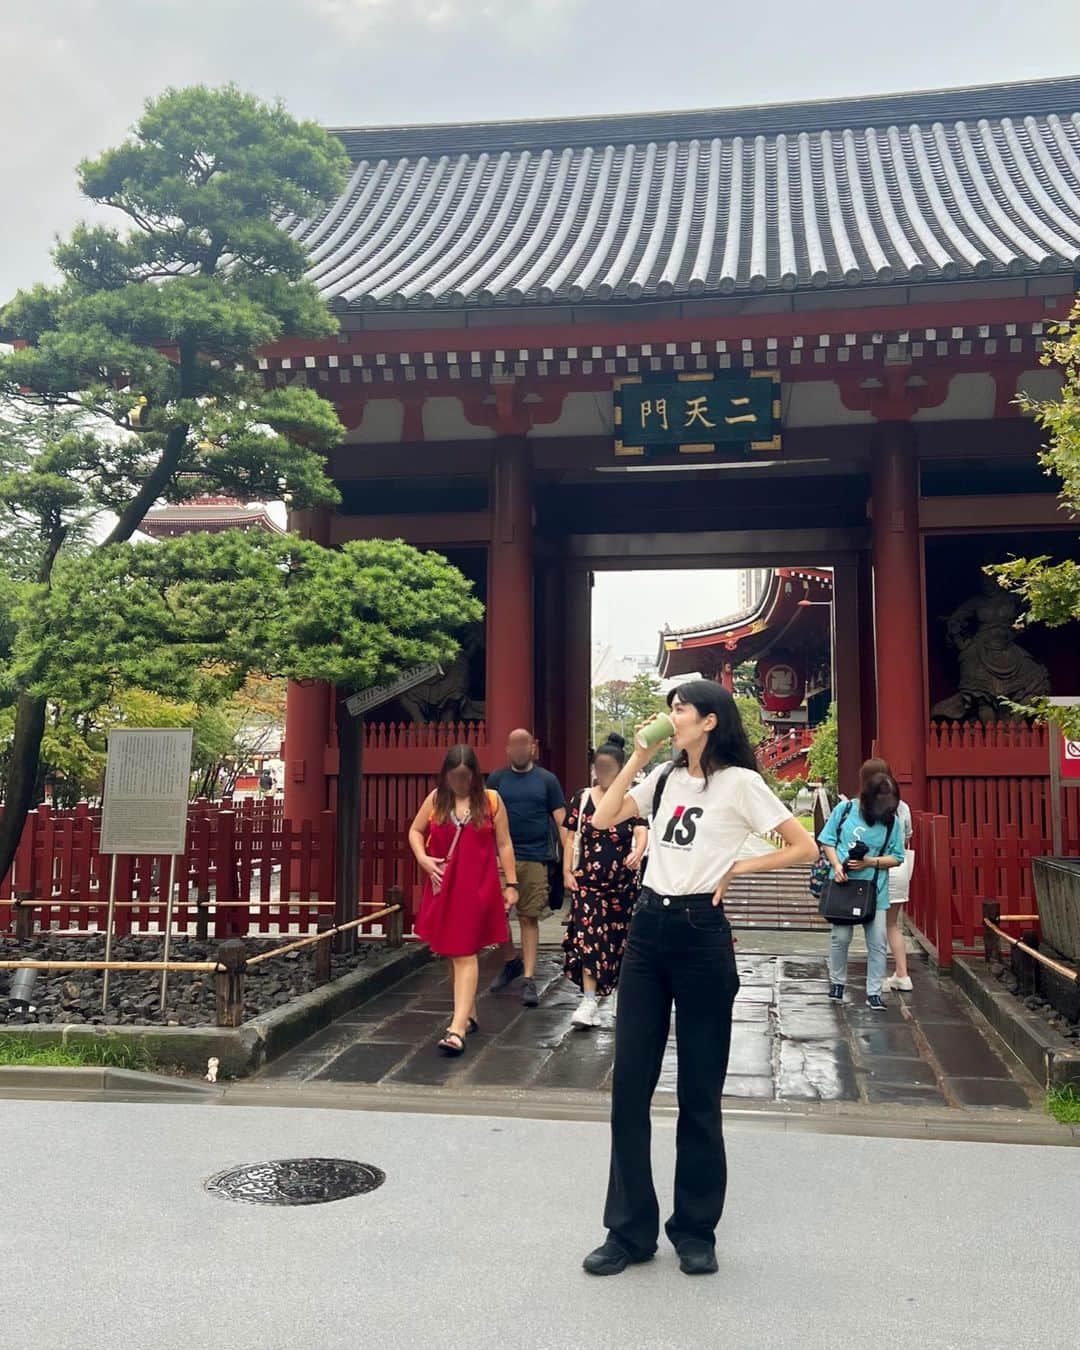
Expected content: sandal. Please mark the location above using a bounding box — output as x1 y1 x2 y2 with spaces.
437 1030 466 1057
466 1017 479 1035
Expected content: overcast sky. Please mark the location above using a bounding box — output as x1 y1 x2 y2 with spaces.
4 0 1078 652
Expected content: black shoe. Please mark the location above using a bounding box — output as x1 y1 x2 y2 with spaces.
676 1240 719 1276
520 978 539 1008
488 957 523 993
828 983 845 1002
867 994 887 1012
582 1240 653 1277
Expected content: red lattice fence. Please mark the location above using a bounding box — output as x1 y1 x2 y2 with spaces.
0 800 335 938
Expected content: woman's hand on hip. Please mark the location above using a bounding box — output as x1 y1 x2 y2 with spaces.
420 855 445 884
711 863 740 906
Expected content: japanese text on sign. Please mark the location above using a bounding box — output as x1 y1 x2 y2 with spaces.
614 374 781 457
100 728 194 855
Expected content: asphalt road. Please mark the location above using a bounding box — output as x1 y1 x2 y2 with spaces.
3 1098 1076 1350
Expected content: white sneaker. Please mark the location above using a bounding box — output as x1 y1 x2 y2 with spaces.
883 975 914 992
572 996 601 1029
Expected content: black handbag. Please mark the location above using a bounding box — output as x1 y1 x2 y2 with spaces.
818 874 878 925
818 820 896 926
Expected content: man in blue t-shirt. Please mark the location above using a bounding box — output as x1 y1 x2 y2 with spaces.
487 728 566 1007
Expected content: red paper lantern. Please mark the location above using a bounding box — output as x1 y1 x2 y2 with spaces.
756 654 805 713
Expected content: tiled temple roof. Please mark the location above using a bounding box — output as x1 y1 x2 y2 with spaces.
285 78 1080 311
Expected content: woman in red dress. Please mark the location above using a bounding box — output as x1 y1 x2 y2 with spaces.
409 746 519 1055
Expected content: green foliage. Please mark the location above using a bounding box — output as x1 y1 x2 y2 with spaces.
990 295 1080 736
0 87 481 874
731 660 759 699
0 406 97 584
0 1035 155 1070
1046 1084 1080 1124
735 694 766 748
4 530 482 713
0 85 350 537
592 672 669 746
807 702 838 793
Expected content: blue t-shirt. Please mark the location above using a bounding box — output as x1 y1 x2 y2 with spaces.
487 766 565 862
818 801 905 907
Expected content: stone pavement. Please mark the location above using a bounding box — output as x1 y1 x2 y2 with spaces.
2 1097 1076 1350
261 942 1037 1111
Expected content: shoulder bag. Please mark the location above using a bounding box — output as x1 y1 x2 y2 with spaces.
818 819 896 926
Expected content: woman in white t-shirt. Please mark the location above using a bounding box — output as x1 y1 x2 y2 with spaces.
581 680 818 1279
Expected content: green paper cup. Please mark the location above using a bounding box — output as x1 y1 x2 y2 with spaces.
636 713 674 751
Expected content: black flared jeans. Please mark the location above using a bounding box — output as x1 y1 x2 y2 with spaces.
603 889 740 1255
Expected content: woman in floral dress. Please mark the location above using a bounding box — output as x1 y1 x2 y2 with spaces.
563 734 648 1028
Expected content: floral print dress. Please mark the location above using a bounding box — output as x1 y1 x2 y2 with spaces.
562 788 645 997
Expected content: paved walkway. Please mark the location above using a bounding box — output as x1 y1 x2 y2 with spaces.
3 1098 1075 1350
261 942 1037 1111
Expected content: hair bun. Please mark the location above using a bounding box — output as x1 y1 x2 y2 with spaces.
602 732 626 749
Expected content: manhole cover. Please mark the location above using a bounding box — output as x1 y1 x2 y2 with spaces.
205 1158 385 1206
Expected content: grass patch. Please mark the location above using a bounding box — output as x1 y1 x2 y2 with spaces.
1046 1084 1080 1124
0 1035 155 1072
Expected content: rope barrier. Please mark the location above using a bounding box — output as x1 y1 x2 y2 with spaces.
244 905 400 968
0 959 221 973
983 917 1079 983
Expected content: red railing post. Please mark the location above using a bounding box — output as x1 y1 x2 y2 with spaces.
931 814 953 971
215 810 238 937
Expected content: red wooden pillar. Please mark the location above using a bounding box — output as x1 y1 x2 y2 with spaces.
283 507 336 828
832 559 866 793
486 441 535 753
871 422 927 810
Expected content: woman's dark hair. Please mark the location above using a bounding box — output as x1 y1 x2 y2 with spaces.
433 745 490 826
860 771 899 829
594 731 627 768
859 757 893 789
666 680 759 781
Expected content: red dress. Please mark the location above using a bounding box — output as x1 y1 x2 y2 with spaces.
415 797 509 958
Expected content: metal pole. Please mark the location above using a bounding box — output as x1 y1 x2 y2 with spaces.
101 854 119 1012
159 854 178 1014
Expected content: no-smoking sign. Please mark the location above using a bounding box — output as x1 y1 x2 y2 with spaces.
1063 735 1080 781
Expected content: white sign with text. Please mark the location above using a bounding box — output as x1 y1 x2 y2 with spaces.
100 728 194 855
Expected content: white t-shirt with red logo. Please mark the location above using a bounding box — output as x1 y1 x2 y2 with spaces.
630 764 791 897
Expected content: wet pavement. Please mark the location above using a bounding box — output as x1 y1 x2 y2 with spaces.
261 944 1038 1111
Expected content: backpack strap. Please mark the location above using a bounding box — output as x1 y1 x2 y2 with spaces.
817 798 852 844
651 763 677 820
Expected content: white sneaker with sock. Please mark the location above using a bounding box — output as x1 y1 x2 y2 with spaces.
572 995 601 1028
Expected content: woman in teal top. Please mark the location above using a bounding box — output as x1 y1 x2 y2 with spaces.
818 769 905 1010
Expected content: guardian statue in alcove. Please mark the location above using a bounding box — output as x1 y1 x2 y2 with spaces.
399 623 486 724
931 574 1050 724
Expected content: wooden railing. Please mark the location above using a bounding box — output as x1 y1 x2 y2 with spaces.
906 807 1080 969
363 720 487 751
757 727 814 773
0 800 335 938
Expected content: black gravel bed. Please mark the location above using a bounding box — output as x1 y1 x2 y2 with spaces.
989 959 1080 1040
0 932 387 1028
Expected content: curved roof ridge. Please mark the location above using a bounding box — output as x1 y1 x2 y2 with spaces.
330 75 1080 157
300 79 1080 310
